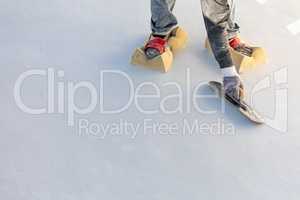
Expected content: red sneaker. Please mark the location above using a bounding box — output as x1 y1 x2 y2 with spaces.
229 37 253 56
144 36 167 59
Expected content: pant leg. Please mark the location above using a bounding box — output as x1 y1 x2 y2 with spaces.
201 0 235 69
151 0 178 36
226 0 239 40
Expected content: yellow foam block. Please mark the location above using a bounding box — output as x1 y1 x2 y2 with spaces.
131 47 173 73
168 27 188 53
131 27 188 73
205 38 267 73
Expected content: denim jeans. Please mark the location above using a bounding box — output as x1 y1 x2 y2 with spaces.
151 0 239 68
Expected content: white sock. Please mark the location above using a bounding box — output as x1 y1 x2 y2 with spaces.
221 66 240 77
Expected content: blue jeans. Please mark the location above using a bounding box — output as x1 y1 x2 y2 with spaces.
151 0 239 68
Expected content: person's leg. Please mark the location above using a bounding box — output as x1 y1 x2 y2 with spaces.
201 0 233 69
226 0 239 40
201 0 244 100
151 0 178 36
226 0 253 56
145 0 178 59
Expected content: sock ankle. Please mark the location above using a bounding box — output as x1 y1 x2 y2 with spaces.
221 66 239 77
